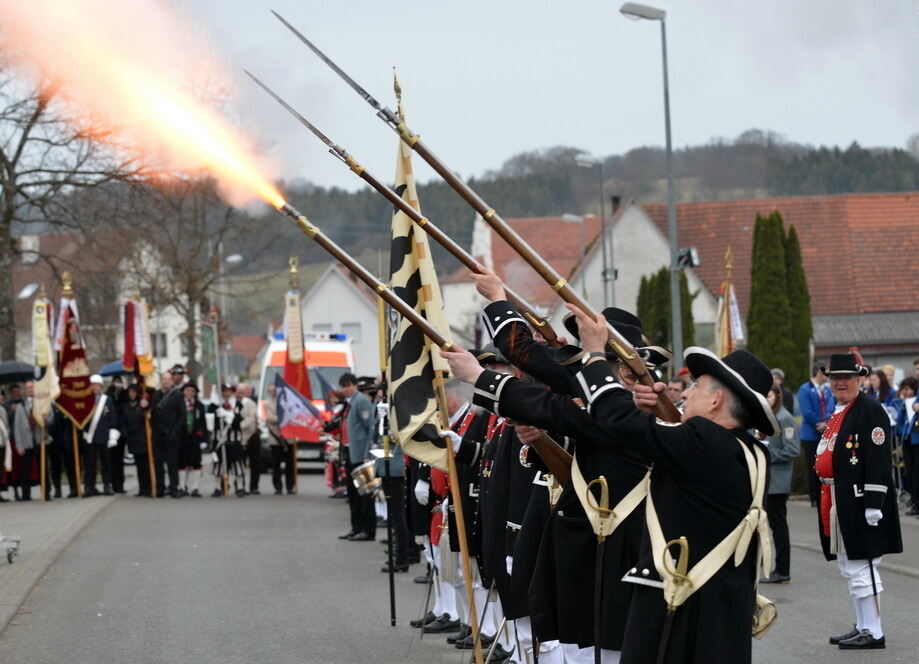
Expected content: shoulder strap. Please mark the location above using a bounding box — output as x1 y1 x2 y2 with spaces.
571 452 650 538
646 438 771 610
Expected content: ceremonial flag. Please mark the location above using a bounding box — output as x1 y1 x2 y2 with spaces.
715 247 744 357
275 373 323 438
55 302 94 429
31 295 60 425
386 91 451 471
122 300 154 377
200 321 220 387
280 257 317 442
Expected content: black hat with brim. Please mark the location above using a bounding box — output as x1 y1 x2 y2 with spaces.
476 345 509 368
181 382 199 392
820 353 869 377
563 307 641 342
684 346 778 436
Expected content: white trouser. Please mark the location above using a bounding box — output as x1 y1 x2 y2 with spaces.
562 643 621 663
513 616 563 664
836 553 883 599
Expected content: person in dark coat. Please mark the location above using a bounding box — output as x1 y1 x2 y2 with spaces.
441 305 778 664
106 377 128 494
760 383 800 584
121 384 152 497
815 354 903 650
47 404 79 498
177 382 208 497
84 375 119 496
152 367 186 498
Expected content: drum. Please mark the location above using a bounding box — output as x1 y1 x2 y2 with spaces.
351 460 382 496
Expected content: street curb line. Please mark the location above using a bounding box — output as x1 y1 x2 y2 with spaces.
790 540 919 579
0 495 117 635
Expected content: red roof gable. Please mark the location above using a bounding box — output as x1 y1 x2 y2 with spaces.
230 335 266 362
444 215 603 309
643 193 919 316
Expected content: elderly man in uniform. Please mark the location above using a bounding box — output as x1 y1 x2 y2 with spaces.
816 354 903 650
152 366 187 498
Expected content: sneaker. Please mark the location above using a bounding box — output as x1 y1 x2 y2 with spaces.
838 629 885 649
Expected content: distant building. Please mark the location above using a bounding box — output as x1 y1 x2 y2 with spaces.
298 264 378 377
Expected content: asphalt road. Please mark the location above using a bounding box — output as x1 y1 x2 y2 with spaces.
0 473 916 664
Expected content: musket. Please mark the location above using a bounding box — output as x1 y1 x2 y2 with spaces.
270 12 681 424
244 70 562 347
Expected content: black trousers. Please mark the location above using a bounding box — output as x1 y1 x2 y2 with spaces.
766 493 790 576
108 441 125 493
382 476 409 565
247 435 261 491
801 439 819 506
154 440 179 496
84 443 111 492
47 443 64 496
19 448 35 500
135 453 151 496
271 445 296 493
61 437 79 496
345 459 377 536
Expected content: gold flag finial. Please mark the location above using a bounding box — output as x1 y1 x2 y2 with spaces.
61 271 73 297
288 256 299 288
393 67 404 121
38 284 46 299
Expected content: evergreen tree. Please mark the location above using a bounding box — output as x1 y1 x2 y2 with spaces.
784 223 813 388
636 266 695 349
746 212 795 372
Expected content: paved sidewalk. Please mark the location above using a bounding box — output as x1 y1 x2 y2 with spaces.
0 483 123 631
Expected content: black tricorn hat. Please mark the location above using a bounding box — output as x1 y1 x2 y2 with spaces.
684 347 778 436
563 307 640 342
820 354 869 377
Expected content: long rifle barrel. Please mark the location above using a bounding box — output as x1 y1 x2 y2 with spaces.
245 70 560 346
274 201 452 351
270 12 681 423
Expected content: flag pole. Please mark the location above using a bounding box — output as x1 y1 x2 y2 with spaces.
39 424 47 502
71 426 82 498
434 371 484 664
377 294 397 626
144 408 156 498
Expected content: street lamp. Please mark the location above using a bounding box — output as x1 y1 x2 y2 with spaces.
561 213 588 298
575 155 613 307
620 1 683 371
218 246 245 380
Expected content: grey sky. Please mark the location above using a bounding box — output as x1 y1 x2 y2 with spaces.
180 0 919 191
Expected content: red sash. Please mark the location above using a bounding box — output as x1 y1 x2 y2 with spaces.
815 401 854 536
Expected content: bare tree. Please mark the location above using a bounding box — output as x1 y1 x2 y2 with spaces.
0 64 138 359
101 177 281 376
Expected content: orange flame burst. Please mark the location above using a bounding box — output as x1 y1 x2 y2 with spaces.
3 0 286 209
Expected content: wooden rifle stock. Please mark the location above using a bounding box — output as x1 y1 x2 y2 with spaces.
529 432 573 488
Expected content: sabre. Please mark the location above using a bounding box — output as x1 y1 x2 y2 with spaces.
270 11 681 423
656 536 691 664
244 70 562 347
586 475 613 664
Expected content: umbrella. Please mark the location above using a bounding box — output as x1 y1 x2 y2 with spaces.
0 360 38 385
98 360 131 377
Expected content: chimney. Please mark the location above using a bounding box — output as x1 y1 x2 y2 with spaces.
610 195 621 214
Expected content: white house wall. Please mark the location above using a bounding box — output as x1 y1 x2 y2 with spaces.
299 270 378 377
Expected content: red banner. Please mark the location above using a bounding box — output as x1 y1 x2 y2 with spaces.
282 348 317 442
123 301 137 371
55 305 94 429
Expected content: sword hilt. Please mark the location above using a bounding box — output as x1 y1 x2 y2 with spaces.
663 536 691 611
586 475 613 542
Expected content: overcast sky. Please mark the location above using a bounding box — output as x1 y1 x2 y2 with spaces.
177 0 919 191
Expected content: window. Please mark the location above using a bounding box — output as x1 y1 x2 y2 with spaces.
341 322 361 343
151 333 168 358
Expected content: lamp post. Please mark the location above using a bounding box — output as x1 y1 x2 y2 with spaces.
561 213 587 298
218 243 244 380
620 1 682 370
575 155 613 307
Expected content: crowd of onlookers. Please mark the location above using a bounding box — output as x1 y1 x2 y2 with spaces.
0 364 299 501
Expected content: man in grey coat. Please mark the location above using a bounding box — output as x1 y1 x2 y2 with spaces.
338 373 377 542
10 382 37 501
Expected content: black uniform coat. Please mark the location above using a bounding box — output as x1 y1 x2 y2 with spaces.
449 404 489 554
820 392 903 561
575 360 765 664
152 387 184 447
473 363 647 650
121 400 149 457
179 399 209 468
87 394 119 446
